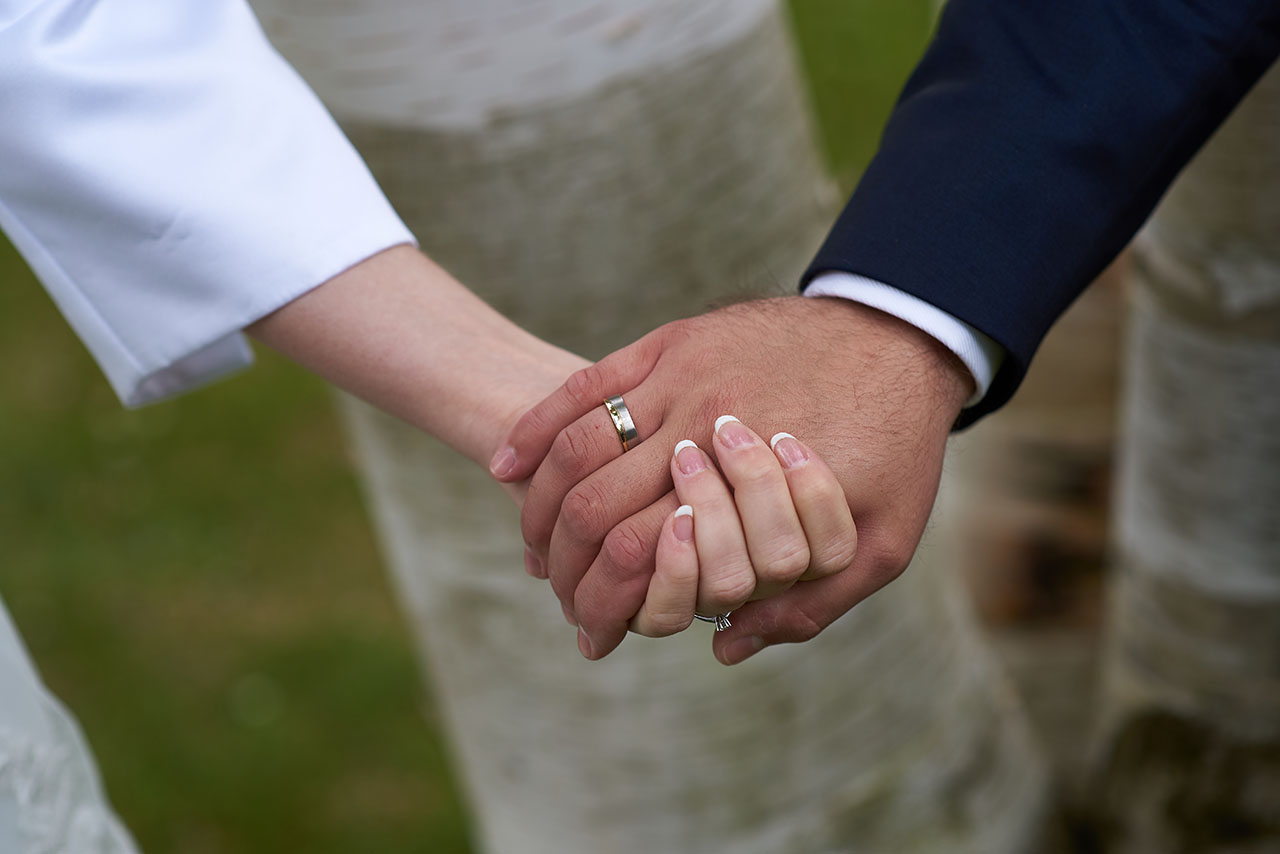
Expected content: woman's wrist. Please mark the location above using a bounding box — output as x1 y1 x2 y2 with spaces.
460 339 588 466
249 245 586 468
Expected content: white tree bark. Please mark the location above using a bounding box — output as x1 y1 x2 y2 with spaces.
0 603 139 854
944 264 1124 793
948 268 1123 626
923 0 1122 808
251 3 1051 851
1089 65 1280 852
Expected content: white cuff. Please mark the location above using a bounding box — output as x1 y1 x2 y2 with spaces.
805 272 1005 407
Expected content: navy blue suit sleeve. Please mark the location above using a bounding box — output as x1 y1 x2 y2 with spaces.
802 0 1280 428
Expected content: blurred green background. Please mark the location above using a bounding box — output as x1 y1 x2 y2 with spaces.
0 3 932 852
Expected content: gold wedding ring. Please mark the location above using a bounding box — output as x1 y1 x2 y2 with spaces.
603 395 638 453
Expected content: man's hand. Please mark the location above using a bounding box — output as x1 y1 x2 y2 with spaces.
489 296 972 663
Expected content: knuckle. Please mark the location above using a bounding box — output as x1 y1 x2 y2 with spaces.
600 524 653 577
559 482 610 544
653 318 690 349
869 537 914 586
548 423 594 482
732 461 780 490
516 400 557 440
706 569 756 609
802 475 847 509
643 609 695 638
564 364 604 406
756 539 812 584
811 528 858 576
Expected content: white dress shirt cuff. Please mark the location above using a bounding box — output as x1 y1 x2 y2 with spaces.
804 271 1005 407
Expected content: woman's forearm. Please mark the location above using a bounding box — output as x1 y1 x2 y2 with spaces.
248 245 587 466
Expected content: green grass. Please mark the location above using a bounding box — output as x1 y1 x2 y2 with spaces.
0 5 930 851
788 0 936 186
0 262 472 853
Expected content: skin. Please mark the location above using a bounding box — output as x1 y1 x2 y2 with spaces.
630 425 857 640
247 246 857 629
248 245 588 484
491 296 972 665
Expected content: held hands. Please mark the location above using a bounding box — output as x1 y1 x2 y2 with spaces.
492 296 973 665
629 418 856 641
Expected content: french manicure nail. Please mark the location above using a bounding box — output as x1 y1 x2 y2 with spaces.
577 628 594 659
715 415 753 449
770 432 809 468
674 440 705 475
490 446 517 478
719 635 765 665
673 505 694 542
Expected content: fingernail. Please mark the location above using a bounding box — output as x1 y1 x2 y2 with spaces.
523 547 545 578
673 505 694 542
674 440 705 475
719 635 765 665
770 432 809 468
577 628 595 659
714 414 753 449
490 446 517 478
562 604 578 627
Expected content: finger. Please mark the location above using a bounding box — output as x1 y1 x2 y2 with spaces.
710 538 902 666
629 505 698 638
523 546 548 580
710 416 809 596
538 414 673 617
520 382 662 558
770 432 859 580
574 495 679 659
669 439 756 616
489 333 665 482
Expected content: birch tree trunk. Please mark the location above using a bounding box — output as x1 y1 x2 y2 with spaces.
251 3 1050 851
936 0 1121 785
1088 66 1280 852
945 263 1123 792
950 268 1123 628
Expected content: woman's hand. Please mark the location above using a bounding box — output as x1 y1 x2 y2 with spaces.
629 417 857 640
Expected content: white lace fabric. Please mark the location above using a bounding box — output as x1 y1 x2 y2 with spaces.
0 603 138 854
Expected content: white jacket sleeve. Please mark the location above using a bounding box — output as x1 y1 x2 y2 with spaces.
0 0 415 406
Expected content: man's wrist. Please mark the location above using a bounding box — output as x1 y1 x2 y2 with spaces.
804 272 1005 407
804 296 973 425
